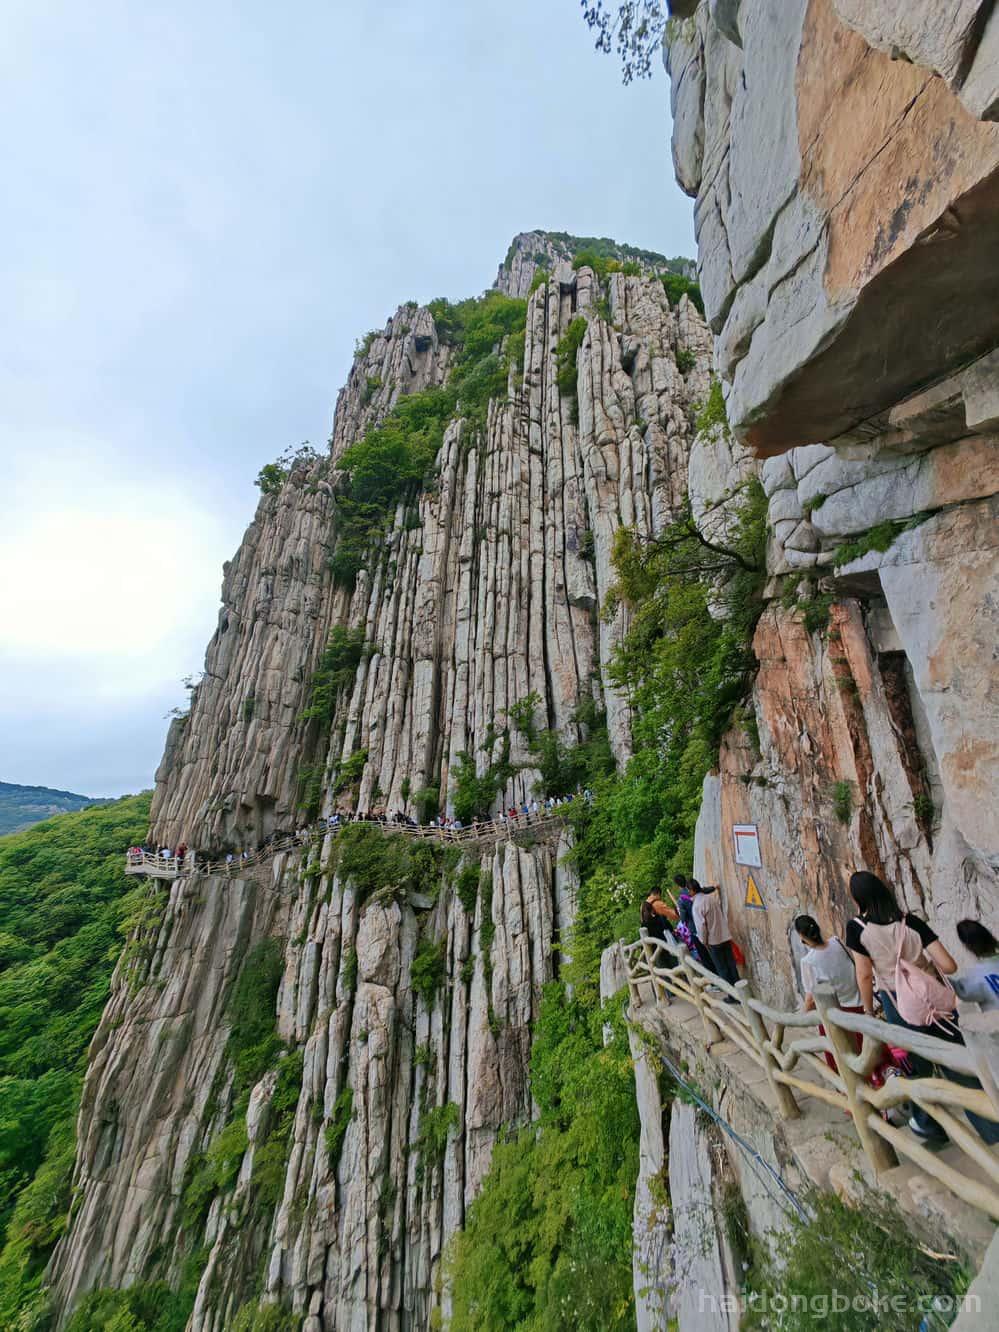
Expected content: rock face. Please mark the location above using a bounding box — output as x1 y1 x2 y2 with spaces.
667 3 999 1030
495 229 697 299
48 234 710 1328
650 8 999 1308
666 0 999 452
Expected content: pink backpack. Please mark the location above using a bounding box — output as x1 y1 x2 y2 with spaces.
890 923 957 1030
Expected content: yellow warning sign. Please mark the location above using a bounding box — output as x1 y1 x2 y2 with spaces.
745 874 766 910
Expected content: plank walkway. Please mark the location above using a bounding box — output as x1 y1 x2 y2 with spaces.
124 803 579 881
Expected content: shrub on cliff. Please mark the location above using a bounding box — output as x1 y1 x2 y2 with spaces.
555 316 588 407
300 626 373 727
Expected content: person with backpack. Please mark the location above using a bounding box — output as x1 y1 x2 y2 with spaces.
640 889 676 942
845 871 998 1146
954 920 999 1012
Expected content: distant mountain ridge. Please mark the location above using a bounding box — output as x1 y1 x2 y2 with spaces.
0 781 110 835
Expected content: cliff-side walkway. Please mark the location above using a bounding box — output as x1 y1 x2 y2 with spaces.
124 803 577 881
621 931 999 1249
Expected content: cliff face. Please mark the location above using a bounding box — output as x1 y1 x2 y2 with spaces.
49 236 710 1328
663 3 999 1009
612 13 999 1324
667 0 999 452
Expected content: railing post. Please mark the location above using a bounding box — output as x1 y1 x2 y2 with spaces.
679 949 721 1044
621 939 643 1010
813 986 896 1173
736 979 799 1120
640 933 671 1008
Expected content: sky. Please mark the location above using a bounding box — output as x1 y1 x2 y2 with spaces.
0 0 694 798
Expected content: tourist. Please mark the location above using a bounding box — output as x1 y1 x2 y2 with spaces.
641 888 676 941
844 871 991 1144
795 915 863 1072
954 920 999 1012
690 879 739 992
176 842 187 865
675 874 714 972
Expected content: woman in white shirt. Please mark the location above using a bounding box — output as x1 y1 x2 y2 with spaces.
795 914 862 1072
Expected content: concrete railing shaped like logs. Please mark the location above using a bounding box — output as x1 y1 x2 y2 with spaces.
622 930 999 1222
124 803 578 882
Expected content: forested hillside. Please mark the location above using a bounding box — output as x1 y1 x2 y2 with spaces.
0 793 150 1325
0 782 110 836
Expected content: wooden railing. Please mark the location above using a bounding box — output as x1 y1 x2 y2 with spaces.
124 802 579 880
621 931 999 1220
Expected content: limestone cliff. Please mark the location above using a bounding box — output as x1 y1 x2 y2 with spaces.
615 8 999 1325
48 234 710 1329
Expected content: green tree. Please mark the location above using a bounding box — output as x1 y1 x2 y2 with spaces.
0 794 151 1324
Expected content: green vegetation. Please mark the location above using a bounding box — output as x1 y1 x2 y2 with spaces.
251 1049 303 1209
447 993 638 1331
411 937 447 1003
230 1301 300 1332
183 1113 250 1229
455 860 480 914
227 939 285 1094
254 442 321 496
528 268 549 294
660 271 704 315
329 822 459 904
831 780 853 826
801 591 834 634
300 626 372 726
831 513 931 569
325 1085 354 1173
0 793 151 1327
355 329 381 358
63 1264 208 1332
675 346 696 373
912 792 937 826
742 1190 968 1331
332 747 368 796
694 376 729 435
0 781 109 837
416 1101 460 1174
360 374 382 406
330 292 528 590
555 316 588 421
331 385 456 589
507 692 615 799
451 728 517 824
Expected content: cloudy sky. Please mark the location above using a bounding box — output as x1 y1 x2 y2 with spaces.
1 0 694 798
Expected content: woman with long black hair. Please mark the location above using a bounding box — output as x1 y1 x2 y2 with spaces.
846 871 998 1146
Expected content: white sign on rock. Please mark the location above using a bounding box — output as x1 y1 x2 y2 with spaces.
733 824 762 868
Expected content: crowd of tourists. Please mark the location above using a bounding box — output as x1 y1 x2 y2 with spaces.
126 790 591 873
641 871 999 1149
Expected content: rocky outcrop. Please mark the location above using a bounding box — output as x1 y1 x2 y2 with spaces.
495 229 696 299
50 234 711 1329
666 0 999 452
